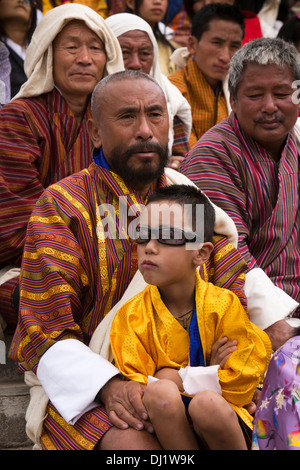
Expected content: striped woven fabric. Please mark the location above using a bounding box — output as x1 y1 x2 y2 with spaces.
0 88 94 325
168 57 228 148
10 162 168 372
9 157 251 449
181 112 300 306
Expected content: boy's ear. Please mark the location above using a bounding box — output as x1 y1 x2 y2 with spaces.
193 242 214 267
87 118 102 149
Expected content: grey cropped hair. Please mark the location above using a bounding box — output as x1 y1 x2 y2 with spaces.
228 37 300 99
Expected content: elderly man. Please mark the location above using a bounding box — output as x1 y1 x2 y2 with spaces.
10 70 270 450
0 4 124 328
181 37 300 350
168 3 244 148
105 12 192 165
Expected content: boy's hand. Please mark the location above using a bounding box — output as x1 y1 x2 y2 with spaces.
210 337 237 369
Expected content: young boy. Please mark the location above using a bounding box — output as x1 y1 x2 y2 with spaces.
110 185 271 450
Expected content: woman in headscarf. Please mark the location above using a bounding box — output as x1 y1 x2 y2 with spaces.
106 12 192 165
0 3 124 328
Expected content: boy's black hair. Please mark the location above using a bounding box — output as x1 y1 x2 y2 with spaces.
191 3 245 42
147 185 215 242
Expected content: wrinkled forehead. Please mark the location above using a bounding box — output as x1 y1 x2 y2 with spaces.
53 19 103 44
106 77 166 108
118 29 154 48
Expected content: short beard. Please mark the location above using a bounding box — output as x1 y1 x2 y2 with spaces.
108 141 169 186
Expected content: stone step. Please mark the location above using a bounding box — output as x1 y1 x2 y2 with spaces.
0 379 31 450
0 331 32 450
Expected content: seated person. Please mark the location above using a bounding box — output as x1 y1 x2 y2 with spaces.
110 184 272 450
0 0 41 98
168 3 244 147
0 4 124 328
106 12 192 165
125 0 180 76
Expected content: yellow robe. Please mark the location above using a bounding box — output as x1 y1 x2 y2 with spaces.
110 271 272 428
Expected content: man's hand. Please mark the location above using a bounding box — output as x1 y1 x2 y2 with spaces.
98 376 153 433
209 337 237 368
167 156 184 171
264 320 295 351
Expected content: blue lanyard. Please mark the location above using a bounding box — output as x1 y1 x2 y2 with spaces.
188 301 205 367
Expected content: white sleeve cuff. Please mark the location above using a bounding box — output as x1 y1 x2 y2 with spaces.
37 338 120 424
244 268 299 330
178 365 221 395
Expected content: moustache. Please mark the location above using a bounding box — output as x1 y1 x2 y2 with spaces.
254 114 284 124
124 142 166 157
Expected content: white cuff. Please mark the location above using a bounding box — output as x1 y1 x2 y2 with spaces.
37 339 120 424
244 268 299 330
178 365 221 396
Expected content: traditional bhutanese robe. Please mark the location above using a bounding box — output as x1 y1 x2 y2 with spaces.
8 162 168 449
110 271 272 429
168 57 228 148
0 87 93 325
181 112 300 310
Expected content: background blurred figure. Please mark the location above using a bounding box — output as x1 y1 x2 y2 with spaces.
0 41 11 107
42 0 109 16
278 13 300 51
108 0 192 46
0 0 42 98
183 0 295 44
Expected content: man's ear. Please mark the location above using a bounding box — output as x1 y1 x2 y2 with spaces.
126 0 135 10
193 241 214 267
87 118 102 148
229 93 237 114
187 35 198 56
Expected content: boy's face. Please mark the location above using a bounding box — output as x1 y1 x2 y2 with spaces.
137 202 204 289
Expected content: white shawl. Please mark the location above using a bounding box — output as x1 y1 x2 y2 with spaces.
13 3 124 100
105 13 192 155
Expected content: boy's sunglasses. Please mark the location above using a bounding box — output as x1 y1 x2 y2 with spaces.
135 225 201 246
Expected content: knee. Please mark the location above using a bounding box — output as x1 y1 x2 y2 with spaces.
188 390 235 425
144 379 181 417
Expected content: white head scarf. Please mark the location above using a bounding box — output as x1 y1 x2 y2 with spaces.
14 4 124 100
106 13 192 155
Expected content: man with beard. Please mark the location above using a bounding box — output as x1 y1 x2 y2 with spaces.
10 70 260 450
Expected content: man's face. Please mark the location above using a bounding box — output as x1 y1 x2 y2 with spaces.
188 18 243 89
89 78 169 187
230 63 299 160
53 20 107 105
118 30 154 74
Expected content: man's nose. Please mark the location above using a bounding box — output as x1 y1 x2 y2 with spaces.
137 115 153 140
262 94 278 113
127 53 142 71
219 46 231 63
76 45 92 64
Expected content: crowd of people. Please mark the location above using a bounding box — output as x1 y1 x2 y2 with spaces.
0 0 300 451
